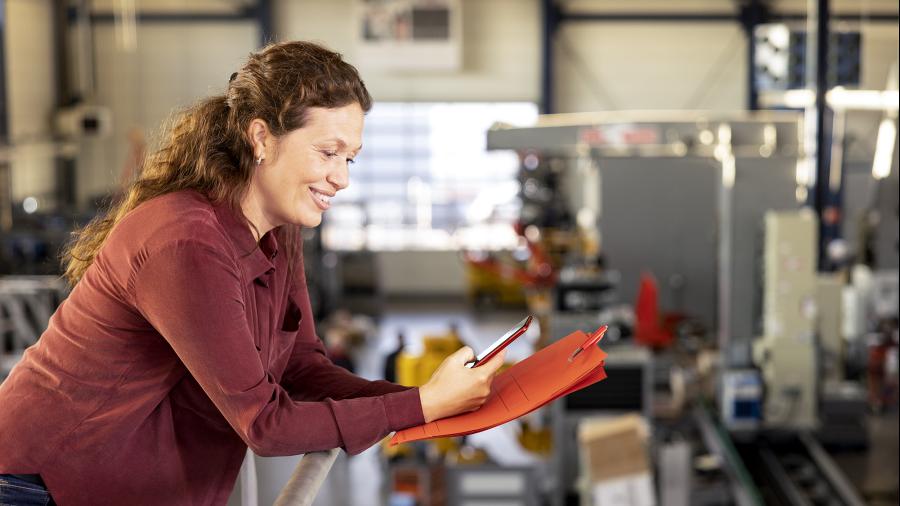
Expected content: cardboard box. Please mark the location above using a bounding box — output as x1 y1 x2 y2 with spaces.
578 414 650 482
578 414 655 506
592 473 655 506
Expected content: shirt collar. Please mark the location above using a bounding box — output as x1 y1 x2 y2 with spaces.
212 200 278 285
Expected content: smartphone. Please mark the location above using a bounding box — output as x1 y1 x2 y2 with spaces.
465 315 533 368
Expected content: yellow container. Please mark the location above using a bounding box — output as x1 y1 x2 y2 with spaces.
396 352 422 387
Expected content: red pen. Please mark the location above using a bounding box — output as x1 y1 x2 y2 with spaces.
568 325 608 362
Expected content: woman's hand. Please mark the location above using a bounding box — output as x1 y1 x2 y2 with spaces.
418 346 507 423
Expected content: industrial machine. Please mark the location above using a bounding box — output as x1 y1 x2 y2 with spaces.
485 111 884 505
753 210 819 430
487 111 805 356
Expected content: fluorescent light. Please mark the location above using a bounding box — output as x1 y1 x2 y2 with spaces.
758 88 899 112
872 118 897 179
783 89 816 108
23 197 39 214
795 156 816 186
717 124 735 188
722 152 736 188
758 90 815 109
717 124 732 145
827 88 899 112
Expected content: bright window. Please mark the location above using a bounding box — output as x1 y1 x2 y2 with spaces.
321 102 538 251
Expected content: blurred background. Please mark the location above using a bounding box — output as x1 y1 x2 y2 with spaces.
0 1 898 505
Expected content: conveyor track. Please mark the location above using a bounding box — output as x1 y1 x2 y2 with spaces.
742 432 866 506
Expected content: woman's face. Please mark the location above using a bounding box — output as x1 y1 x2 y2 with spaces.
251 102 363 230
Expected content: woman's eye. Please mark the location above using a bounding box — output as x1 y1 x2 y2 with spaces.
321 150 354 165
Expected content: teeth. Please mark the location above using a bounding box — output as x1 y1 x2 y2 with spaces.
311 189 331 205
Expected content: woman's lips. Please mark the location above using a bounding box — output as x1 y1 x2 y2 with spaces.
309 188 332 211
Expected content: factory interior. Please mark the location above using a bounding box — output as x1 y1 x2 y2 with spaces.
1 0 898 505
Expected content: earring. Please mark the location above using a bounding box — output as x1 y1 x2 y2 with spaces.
255 155 264 166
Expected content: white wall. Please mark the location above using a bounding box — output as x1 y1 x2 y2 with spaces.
3 0 258 208
554 1 747 112
3 0 897 210
844 22 900 163
376 250 467 296
554 22 748 112
771 0 899 13
80 21 257 203
89 0 242 11
4 0 57 206
860 23 900 91
274 0 541 103
567 0 898 14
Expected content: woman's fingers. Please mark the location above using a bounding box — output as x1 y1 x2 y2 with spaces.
420 345 510 422
479 349 507 376
453 346 475 364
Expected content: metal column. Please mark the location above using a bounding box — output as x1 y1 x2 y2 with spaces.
256 0 273 48
0 0 11 231
812 0 836 269
541 0 560 114
740 0 770 111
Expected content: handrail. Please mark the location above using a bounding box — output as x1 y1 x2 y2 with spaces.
273 449 341 506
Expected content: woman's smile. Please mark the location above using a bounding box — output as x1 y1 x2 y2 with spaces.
309 187 333 211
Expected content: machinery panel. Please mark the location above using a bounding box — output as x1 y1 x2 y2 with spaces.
600 157 719 332
755 210 819 429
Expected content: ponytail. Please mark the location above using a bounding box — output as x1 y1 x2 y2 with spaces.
63 40 372 285
63 96 248 285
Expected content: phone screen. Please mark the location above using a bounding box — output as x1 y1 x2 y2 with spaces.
466 315 532 368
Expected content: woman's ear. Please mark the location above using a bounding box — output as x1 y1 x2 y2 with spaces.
247 119 270 160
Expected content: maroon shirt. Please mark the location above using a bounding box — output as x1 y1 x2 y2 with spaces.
0 191 424 505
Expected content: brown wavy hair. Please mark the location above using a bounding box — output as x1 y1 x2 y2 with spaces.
63 41 372 285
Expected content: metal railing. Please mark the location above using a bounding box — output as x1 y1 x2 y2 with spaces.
272 450 341 506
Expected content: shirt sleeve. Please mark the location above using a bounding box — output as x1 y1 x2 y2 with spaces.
131 239 421 456
281 327 413 400
278 254 426 431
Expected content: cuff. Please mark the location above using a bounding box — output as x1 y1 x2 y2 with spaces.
383 387 425 431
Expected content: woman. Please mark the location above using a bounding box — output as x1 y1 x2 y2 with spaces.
0 41 504 505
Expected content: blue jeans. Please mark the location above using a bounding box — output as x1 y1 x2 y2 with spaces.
0 474 55 506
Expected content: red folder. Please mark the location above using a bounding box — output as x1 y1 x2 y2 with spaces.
391 326 608 444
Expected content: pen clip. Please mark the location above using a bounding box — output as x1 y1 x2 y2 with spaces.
567 325 608 363
583 325 608 349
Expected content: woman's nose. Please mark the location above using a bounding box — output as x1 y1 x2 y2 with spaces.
327 162 349 190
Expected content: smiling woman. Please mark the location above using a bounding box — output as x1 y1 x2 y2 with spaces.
61 41 375 286
0 41 504 506
242 103 364 232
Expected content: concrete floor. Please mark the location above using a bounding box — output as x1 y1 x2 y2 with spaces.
832 412 900 506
